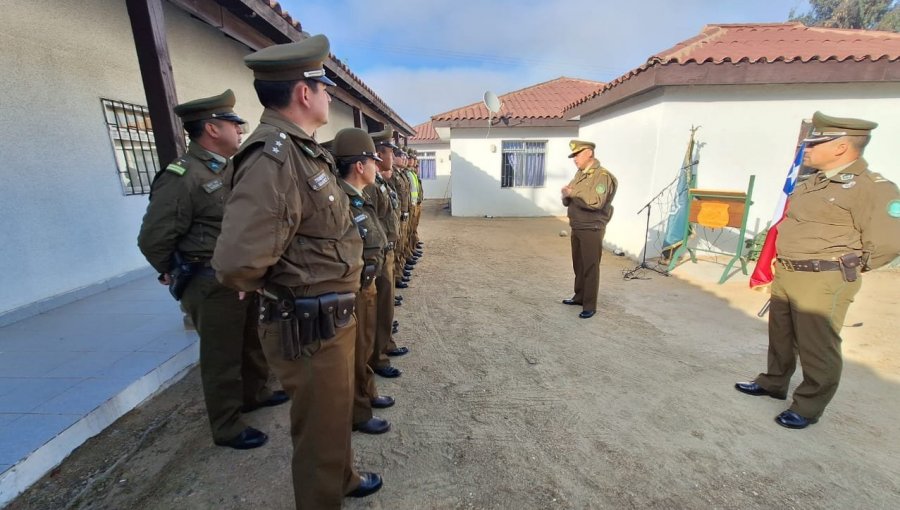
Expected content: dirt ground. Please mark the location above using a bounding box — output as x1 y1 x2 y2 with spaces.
9 200 900 510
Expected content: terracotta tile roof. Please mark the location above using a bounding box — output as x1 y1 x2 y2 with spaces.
567 22 900 112
410 121 440 142
261 1 302 30
433 77 605 123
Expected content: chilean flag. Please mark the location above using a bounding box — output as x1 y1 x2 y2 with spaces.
749 143 806 289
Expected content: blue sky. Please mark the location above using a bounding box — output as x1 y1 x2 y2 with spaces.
281 0 809 126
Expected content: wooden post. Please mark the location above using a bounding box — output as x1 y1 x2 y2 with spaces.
125 0 184 168
352 106 362 128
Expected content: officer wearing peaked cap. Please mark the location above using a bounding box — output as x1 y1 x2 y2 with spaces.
211 35 383 508
138 90 286 452
561 139 617 319
736 111 900 429
330 128 396 434
367 129 410 374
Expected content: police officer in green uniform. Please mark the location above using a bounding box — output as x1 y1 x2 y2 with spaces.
330 127 395 434
391 149 412 290
368 129 410 371
561 140 618 319
137 90 285 451
736 112 900 429
211 35 382 507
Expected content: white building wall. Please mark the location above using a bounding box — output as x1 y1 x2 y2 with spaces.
579 82 900 259
0 0 360 316
316 99 356 143
449 126 580 216
410 141 451 199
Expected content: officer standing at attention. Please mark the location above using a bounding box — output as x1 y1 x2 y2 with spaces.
561 140 617 319
391 149 412 290
736 112 900 429
211 35 382 507
369 129 410 374
137 90 286 451
406 149 425 262
330 127 395 434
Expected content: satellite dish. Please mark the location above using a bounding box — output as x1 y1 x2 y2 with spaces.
483 91 502 138
483 91 501 113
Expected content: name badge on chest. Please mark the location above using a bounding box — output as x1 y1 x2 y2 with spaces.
309 171 330 191
202 179 224 194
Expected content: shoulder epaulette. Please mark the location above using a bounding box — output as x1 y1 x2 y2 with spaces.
165 158 188 176
262 131 289 163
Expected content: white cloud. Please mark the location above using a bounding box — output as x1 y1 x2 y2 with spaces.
285 0 799 126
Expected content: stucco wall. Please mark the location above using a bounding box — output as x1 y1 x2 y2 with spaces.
579 82 900 260
316 98 356 143
410 141 452 200
449 126 580 216
0 0 358 315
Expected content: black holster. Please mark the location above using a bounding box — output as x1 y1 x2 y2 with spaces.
168 252 197 301
839 254 861 283
361 263 377 288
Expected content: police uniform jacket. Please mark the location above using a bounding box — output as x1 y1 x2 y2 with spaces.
777 158 900 270
391 168 411 217
341 179 387 275
563 159 618 230
365 174 400 243
212 108 364 295
138 143 232 273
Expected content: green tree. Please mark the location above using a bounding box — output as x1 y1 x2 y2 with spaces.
789 0 900 32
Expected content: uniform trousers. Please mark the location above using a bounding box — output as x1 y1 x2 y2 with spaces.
395 220 409 284
755 265 861 419
353 283 379 425
371 249 398 369
570 227 605 312
410 204 422 247
258 315 361 509
180 275 271 442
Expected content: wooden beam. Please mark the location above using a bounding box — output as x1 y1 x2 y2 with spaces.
219 0 300 44
168 0 274 50
126 0 184 167
351 106 362 128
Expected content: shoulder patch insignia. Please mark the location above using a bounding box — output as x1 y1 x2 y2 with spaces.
166 163 186 176
351 197 365 208
308 171 330 191
888 200 900 218
595 183 606 194
263 132 288 163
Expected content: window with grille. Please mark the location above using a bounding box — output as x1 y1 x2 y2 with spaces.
418 151 436 180
501 141 546 188
101 99 158 195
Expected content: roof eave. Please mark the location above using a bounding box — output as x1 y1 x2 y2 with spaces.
567 58 900 120
170 0 413 135
432 118 580 129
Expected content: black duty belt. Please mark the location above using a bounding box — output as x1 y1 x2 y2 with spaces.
777 258 841 272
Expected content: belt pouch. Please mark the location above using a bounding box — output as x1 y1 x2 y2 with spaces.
361 264 376 287
839 254 860 282
317 293 339 340
335 293 356 328
277 299 302 361
294 297 320 345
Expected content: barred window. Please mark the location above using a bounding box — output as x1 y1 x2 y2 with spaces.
501 141 546 188
418 151 436 180
101 99 158 195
